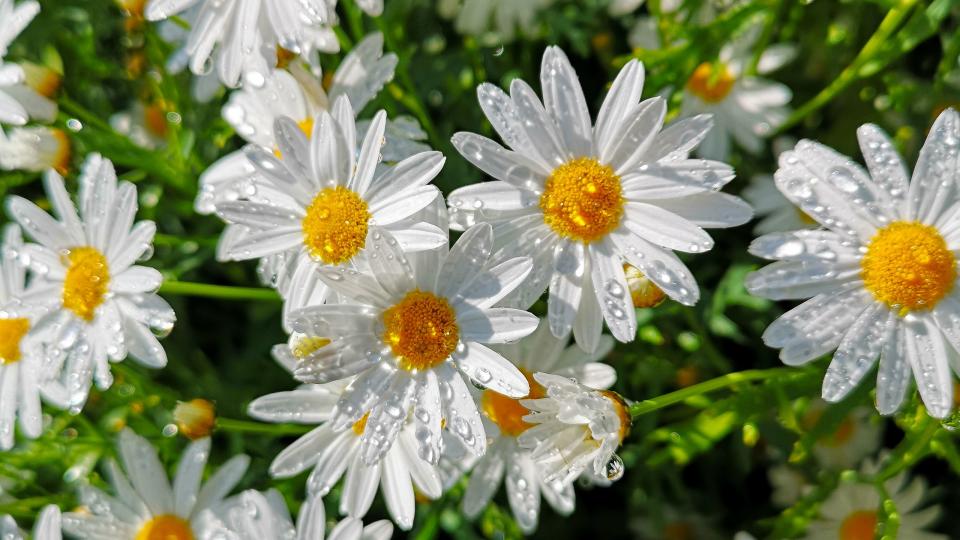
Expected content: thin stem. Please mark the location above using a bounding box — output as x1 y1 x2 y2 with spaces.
216 417 312 435
873 414 939 482
159 281 281 302
775 0 918 133
629 367 791 418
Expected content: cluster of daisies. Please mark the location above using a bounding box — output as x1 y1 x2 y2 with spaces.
0 0 959 538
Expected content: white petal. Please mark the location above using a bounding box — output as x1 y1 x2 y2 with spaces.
118 429 174 516
909 108 960 224
380 448 415 529
458 307 539 344
547 241 584 338
744 259 860 301
541 47 592 157
589 239 636 343
247 390 337 424
595 59 644 153
366 228 416 298
461 446 505 518
113 266 163 294
623 201 713 253
173 437 210 518
905 316 954 418
877 324 911 415
821 304 892 402
611 229 699 305
339 454 381 518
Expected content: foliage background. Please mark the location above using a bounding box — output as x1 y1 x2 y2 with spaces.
2 0 960 538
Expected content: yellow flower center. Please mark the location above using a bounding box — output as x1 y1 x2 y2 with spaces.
686 62 735 103
62 247 110 322
352 412 370 435
539 157 624 244
382 290 459 372
624 264 666 308
134 515 195 540
173 399 216 440
860 221 956 314
600 390 632 443
301 186 371 265
481 369 545 437
291 336 331 360
839 510 877 540
0 318 30 365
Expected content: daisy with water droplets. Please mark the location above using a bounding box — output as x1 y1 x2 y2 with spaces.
287 223 537 465
247 345 442 530
7 155 175 410
437 0 552 43
62 429 249 539
742 137 820 234
109 101 172 150
197 33 426 216
803 459 945 540
144 0 337 87
201 489 393 540
448 46 751 352
518 372 632 485
681 26 795 160
0 0 40 127
1 505 61 540
0 224 69 450
462 323 616 533
212 98 445 326
746 109 960 418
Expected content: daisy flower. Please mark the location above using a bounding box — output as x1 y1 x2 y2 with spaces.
746 109 960 418
144 0 338 87
681 27 795 160
201 489 393 540
0 224 68 450
437 0 552 42
448 46 751 352
767 464 809 508
212 97 445 325
2 60 59 126
801 399 881 470
518 372 632 485
0 0 40 126
62 429 249 539
197 32 426 216
0 126 70 174
286 223 537 465
247 345 442 530
109 101 171 150
1 505 61 540
804 462 945 540
7 154 175 410
462 323 616 533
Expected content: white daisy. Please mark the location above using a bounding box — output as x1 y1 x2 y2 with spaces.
447 46 751 352
196 33 427 216
200 489 393 540
211 97 445 326
0 126 70 174
7 155 175 410
681 27 795 160
462 323 616 533
746 109 960 418
286 223 538 465
157 5 224 103
144 0 338 87
437 0 552 42
767 464 809 508
801 399 881 470
1 505 62 540
0 0 40 126
1 60 59 126
62 429 249 539
0 224 68 450
804 463 945 540
246 344 442 530
518 372 631 485
109 101 171 150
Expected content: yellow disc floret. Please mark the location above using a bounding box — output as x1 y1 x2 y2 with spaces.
539 157 624 243
860 221 956 314
0 318 30 364
686 62 735 103
62 246 110 322
383 290 459 372
481 369 545 437
301 186 371 265
134 515 195 540
839 510 877 540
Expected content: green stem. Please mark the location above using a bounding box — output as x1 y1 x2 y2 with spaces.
216 417 312 435
159 281 281 302
775 0 918 133
873 414 939 482
629 367 791 418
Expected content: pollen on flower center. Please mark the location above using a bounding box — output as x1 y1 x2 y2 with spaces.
134 514 195 540
539 157 624 243
62 246 110 322
352 412 370 435
382 290 459 372
0 318 30 364
839 510 877 540
301 186 371 265
600 390 632 443
686 62 735 103
481 369 545 437
860 221 956 314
